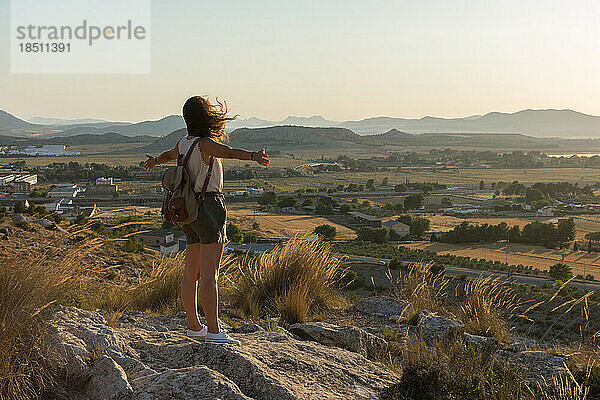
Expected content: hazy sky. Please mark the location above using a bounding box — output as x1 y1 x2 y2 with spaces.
1 0 599 122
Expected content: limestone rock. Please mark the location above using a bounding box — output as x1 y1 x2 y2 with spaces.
354 296 412 320
288 321 387 359
87 355 133 400
49 306 398 399
495 350 568 385
130 366 251 400
417 311 464 344
463 333 498 353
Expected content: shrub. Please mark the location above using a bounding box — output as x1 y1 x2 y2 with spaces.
314 224 336 241
122 236 144 253
227 222 244 243
549 263 573 281
226 235 343 323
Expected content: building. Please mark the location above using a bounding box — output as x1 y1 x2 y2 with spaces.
85 177 118 198
347 211 382 228
7 145 80 157
48 184 83 198
43 198 73 212
138 229 175 247
537 206 557 217
0 174 37 194
382 220 410 237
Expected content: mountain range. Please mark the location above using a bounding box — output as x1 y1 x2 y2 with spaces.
2 108 600 139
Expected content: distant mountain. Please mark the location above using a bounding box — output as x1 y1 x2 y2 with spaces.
0 110 38 130
28 117 111 125
226 115 338 131
54 115 185 137
133 125 364 154
340 109 600 137
228 125 360 149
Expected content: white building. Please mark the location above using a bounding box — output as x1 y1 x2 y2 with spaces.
382 220 411 237
48 184 83 198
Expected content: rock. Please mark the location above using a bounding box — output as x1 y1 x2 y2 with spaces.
130 366 251 400
354 296 412 320
87 355 133 400
49 306 399 399
234 322 265 334
46 306 124 385
463 333 498 353
496 350 568 385
288 322 388 359
417 311 464 344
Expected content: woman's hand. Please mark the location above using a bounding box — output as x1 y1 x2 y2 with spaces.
252 149 270 166
144 154 158 172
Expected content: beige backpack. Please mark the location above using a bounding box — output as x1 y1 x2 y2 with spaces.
161 138 214 226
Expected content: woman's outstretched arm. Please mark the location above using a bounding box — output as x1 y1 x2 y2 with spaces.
143 143 179 172
200 138 270 166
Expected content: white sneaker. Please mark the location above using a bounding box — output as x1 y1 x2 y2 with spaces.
186 325 207 340
205 331 240 345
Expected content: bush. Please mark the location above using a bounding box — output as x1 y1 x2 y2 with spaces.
549 263 573 281
357 227 389 243
314 224 336 241
227 222 244 243
122 236 144 253
226 236 343 323
258 191 277 206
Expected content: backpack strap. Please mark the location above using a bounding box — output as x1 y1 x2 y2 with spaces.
197 156 215 204
180 138 201 167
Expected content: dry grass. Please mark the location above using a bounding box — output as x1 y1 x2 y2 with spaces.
391 263 514 342
0 232 105 400
227 204 356 240
224 235 344 323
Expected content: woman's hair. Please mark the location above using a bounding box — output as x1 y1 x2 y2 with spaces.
182 96 237 141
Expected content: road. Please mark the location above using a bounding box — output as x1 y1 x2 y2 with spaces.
342 254 600 291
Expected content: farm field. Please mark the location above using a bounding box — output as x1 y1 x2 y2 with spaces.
226 204 356 241
403 241 600 278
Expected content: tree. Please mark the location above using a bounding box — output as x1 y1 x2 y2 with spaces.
394 184 407 193
258 191 278 206
549 263 573 281
404 193 424 210
441 197 453 207
277 195 297 208
227 223 244 243
397 214 430 237
525 188 544 202
479 180 485 190
314 224 336 241
382 177 389 185
302 198 314 206
73 213 89 225
366 179 375 190
356 227 389 244
122 236 144 253
340 203 352 213
315 202 333 215
13 201 26 213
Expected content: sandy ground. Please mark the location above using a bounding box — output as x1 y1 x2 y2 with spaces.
227 204 356 240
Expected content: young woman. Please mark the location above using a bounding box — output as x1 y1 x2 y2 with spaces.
143 96 269 344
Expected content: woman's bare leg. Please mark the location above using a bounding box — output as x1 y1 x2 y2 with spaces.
198 242 224 334
182 243 203 331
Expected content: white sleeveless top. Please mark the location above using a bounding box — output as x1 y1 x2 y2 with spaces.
177 136 223 193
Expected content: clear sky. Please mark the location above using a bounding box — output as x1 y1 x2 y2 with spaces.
0 0 599 122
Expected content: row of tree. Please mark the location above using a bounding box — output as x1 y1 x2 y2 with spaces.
437 219 576 248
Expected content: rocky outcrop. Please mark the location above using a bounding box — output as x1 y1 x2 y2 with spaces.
495 350 568 385
463 333 498 353
417 311 465 344
47 306 398 400
354 296 412 320
288 321 388 359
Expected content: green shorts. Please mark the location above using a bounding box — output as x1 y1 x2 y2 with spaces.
181 193 228 244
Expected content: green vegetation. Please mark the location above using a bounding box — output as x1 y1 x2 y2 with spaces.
549 263 574 281
396 214 430 238
227 222 244 243
439 219 575 249
314 224 336 241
